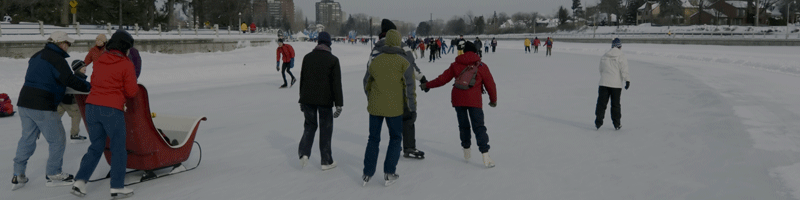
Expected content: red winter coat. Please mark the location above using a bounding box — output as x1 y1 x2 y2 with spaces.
276 44 295 63
419 43 425 51
425 52 497 108
83 46 105 67
86 50 139 111
533 39 541 46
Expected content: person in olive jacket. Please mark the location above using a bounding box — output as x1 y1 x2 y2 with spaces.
297 32 343 171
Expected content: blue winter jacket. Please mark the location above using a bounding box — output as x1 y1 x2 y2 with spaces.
17 43 91 111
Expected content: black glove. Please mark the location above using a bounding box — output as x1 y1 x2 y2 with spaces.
333 106 342 118
625 81 630 90
276 62 280 72
489 102 497 108
420 83 429 92
420 76 428 84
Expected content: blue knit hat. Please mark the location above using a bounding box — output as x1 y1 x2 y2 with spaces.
612 38 621 48
318 32 332 47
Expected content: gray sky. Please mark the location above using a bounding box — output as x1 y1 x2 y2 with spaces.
293 0 575 24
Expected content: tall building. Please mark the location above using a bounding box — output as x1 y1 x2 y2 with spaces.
264 0 294 27
316 0 342 26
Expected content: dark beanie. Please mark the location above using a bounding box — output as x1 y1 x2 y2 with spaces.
106 30 134 52
318 32 332 47
278 38 284 43
381 19 397 35
464 41 478 53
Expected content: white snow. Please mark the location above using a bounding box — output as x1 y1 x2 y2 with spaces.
2 40 800 199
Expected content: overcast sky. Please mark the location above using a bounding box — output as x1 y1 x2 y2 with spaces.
293 0 576 24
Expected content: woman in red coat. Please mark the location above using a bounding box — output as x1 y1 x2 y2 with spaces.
71 30 138 198
420 41 497 168
83 34 107 67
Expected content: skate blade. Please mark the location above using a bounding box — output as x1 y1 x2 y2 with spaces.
11 183 25 191
384 180 396 186
486 163 495 168
69 139 87 144
71 189 86 197
46 180 74 187
111 192 134 199
362 181 368 187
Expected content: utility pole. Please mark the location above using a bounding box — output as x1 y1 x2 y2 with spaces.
789 1 795 39
756 0 760 26
119 0 123 30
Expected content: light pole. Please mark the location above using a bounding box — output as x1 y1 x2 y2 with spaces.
788 2 791 39
239 12 242 34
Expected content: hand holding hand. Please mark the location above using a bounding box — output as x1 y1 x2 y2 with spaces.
419 83 429 93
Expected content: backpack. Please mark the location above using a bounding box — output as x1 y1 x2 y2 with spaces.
453 62 482 90
0 93 13 116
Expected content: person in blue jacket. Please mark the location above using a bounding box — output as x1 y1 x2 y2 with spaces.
12 31 91 190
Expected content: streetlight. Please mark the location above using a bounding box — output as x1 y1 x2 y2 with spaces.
789 1 796 39
239 12 242 34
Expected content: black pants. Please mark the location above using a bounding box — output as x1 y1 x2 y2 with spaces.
298 104 334 165
595 86 622 128
429 50 436 62
402 106 417 152
534 46 538 53
281 62 295 86
455 107 490 153
477 50 482 57
546 47 552 56
492 46 496 52
525 46 531 53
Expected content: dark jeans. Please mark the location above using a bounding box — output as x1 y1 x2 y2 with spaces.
525 46 531 53
484 47 489 53
455 107 490 153
76 104 127 188
477 50 482 57
492 46 496 52
546 47 552 56
595 86 622 127
298 104 334 165
534 46 539 53
401 106 417 151
448 46 455 54
363 115 402 176
429 50 436 62
281 62 295 86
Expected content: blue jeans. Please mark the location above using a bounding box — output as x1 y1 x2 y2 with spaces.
75 104 127 188
448 46 455 54
363 115 402 176
14 107 67 176
455 107 490 153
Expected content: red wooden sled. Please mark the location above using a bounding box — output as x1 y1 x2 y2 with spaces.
70 84 206 184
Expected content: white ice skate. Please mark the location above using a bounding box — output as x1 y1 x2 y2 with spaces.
110 187 134 199
321 161 337 171
463 148 471 161
300 155 308 169
11 175 28 191
70 180 87 197
482 153 495 168
45 172 75 187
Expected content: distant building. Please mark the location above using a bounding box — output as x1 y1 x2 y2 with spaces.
316 0 342 26
256 0 293 27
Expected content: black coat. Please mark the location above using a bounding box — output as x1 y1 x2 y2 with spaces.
298 48 343 107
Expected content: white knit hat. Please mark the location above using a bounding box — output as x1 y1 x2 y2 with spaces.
48 31 75 44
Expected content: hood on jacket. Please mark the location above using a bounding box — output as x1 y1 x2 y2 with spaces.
455 51 481 65
385 30 401 47
604 48 624 57
97 50 130 65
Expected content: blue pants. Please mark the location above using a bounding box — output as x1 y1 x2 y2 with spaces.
441 46 448 55
448 46 455 54
14 107 67 176
75 104 127 188
363 115 402 176
455 107 490 153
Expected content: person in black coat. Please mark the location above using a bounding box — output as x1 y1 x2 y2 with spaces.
297 32 344 170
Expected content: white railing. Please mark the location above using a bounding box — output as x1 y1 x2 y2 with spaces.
0 22 282 38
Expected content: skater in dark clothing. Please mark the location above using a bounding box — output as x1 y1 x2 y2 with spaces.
545 37 553 56
449 38 458 54
298 32 343 171
428 39 437 62
491 38 497 53
456 35 467 55
420 42 497 168
474 37 483 58
595 38 630 130
276 39 296 88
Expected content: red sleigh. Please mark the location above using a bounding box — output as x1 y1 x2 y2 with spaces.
70 84 206 184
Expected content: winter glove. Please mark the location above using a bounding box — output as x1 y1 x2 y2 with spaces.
276 61 280 71
489 102 497 108
74 71 88 79
419 83 429 92
290 58 295 69
333 106 342 118
625 81 630 90
419 76 430 93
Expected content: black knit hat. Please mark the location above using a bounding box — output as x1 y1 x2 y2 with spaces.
464 41 478 53
278 38 284 43
318 32 332 47
106 30 134 52
71 60 85 71
379 19 397 39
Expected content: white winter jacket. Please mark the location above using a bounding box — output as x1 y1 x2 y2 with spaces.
598 48 630 88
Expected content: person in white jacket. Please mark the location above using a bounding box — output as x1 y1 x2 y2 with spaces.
595 38 629 130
